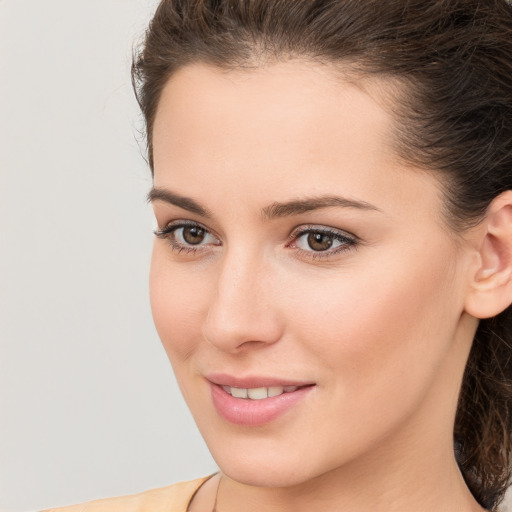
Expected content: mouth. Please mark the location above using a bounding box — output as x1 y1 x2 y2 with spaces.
220 384 311 400
206 374 316 426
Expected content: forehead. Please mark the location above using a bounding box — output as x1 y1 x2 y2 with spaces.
153 60 392 140
153 61 391 175
151 60 444 224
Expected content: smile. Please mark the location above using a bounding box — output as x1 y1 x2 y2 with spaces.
208 377 316 426
221 385 301 399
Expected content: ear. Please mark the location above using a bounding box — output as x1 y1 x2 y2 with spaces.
464 191 512 319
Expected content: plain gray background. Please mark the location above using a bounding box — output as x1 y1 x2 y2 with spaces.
1 2 511 512
0 1 217 511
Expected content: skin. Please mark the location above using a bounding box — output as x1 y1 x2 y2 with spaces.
149 60 491 512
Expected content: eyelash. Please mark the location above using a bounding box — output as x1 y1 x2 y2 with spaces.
287 226 358 260
153 221 358 260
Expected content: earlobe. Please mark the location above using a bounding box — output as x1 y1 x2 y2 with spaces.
464 191 512 319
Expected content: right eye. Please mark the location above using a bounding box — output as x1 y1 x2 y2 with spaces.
154 222 221 254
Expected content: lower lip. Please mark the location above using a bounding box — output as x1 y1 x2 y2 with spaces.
210 383 314 426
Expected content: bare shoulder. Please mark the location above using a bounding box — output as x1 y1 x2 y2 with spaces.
42 476 213 512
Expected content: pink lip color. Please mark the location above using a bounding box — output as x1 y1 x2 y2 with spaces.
209 381 314 426
206 373 313 389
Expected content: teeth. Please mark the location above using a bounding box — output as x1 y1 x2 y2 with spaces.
223 385 300 399
247 387 267 400
231 387 248 399
267 386 284 397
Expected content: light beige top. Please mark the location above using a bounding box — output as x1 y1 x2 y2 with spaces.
42 475 213 512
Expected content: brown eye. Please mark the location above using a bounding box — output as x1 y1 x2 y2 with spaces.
307 232 334 251
182 226 206 245
154 222 219 251
293 226 357 257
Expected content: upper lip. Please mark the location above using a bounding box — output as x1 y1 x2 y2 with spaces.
206 373 315 389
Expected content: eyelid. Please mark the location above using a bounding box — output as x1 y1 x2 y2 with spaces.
153 220 222 253
155 219 220 239
287 224 358 244
286 224 359 259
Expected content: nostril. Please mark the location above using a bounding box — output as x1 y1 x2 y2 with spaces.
236 339 271 350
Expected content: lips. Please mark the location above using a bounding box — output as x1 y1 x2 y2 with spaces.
206 373 314 389
207 374 315 426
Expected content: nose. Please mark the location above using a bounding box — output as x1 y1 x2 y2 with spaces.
202 248 284 353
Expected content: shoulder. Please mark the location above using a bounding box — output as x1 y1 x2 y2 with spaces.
42 475 214 512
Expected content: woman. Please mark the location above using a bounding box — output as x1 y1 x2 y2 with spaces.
46 0 512 511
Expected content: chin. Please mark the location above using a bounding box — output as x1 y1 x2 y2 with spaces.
218 459 312 488
205 435 332 488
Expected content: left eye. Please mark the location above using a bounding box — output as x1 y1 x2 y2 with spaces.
294 228 356 253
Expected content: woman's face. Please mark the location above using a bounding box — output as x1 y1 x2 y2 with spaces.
150 61 478 486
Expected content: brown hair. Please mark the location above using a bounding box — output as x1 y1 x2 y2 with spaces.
132 1 512 509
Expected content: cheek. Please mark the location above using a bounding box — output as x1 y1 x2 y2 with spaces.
286 241 460 406
149 245 211 363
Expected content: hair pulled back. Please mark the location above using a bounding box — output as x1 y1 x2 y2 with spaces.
132 1 512 509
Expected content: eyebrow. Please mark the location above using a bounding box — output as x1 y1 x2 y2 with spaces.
262 196 381 219
147 188 213 217
147 187 381 219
